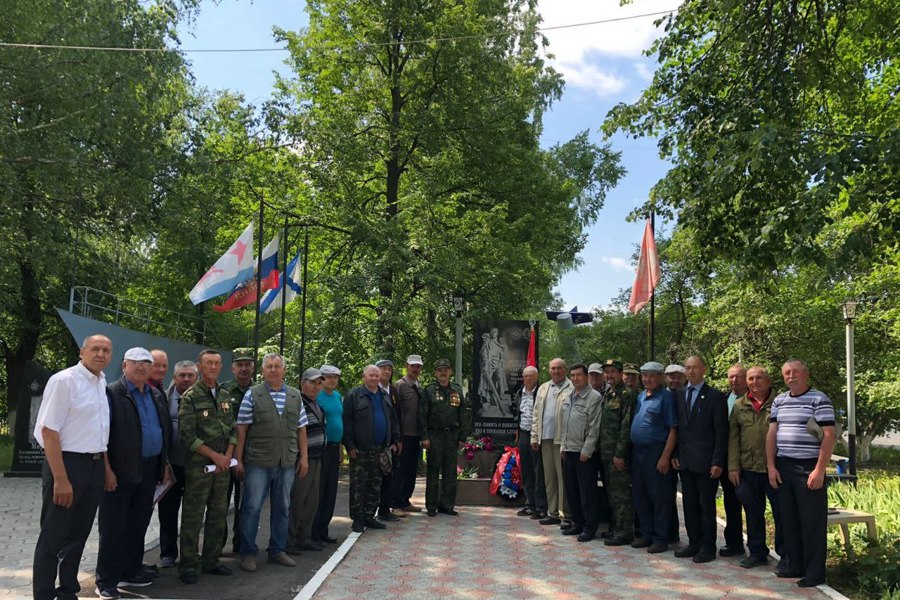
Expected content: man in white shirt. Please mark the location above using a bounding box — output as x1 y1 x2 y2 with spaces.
32 334 114 600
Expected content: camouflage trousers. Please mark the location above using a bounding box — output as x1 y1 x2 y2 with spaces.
179 457 230 575
425 431 458 512
602 457 634 539
348 449 383 523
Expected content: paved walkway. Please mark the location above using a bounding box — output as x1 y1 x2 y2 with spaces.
312 492 841 600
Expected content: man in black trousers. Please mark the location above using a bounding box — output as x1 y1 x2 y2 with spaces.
33 335 114 600
672 355 728 564
95 347 172 599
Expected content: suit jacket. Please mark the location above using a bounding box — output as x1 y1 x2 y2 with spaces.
106 377 171 485
674 382 728 473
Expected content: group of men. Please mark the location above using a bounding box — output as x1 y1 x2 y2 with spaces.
515 356 835 589
31 335 471 600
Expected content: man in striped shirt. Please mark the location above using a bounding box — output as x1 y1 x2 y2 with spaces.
234 353 308 573
766 360 836 588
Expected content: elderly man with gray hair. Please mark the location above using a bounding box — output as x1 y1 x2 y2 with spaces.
233 353 308 573
343 365 400 533
514 365 547 518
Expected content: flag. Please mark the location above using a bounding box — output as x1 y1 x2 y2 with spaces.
628 219 661 315
189 223 255 305
259 251 302 315
212 234 280 313
526 323 537 368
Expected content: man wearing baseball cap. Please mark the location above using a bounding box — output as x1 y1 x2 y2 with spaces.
629 361 678 554
392 355 426 514
95 347 172 598
312 364 343 544
221 348 255 554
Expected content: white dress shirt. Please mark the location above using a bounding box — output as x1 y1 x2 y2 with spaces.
34 362 109 453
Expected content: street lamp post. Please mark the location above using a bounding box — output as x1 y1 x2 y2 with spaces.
453 297 464 386
842 301 859 476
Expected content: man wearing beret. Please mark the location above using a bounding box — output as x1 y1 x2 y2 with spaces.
221 348 255 554
600 360 637 546
629 361 678 554
420 359 470 517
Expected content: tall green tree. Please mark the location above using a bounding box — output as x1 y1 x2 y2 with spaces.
0 0 194 420
269 0 624 369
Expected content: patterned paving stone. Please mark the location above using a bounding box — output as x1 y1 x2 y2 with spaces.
312 490 841 600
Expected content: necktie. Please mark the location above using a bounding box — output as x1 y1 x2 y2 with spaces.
687 386 696 412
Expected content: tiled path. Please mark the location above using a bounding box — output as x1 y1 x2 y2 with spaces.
312 493 840 600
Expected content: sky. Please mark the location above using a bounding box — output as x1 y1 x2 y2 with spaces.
177 0 680 310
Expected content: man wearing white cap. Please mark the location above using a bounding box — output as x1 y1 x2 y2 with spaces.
665 364 686 393
95 347 172 598
287 367 325 553
312 364 343 544
391 354 425 513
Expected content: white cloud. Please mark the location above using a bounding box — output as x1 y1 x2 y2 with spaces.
601 256 633 271
634 61 654 82
537 0 681 96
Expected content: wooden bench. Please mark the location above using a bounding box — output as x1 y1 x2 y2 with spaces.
827 508 877 558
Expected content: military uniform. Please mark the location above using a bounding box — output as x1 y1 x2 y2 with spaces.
220 377 249 552
419 361 470 513
179 379 236 576
599 380 637 542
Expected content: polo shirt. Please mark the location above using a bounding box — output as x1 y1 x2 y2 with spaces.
237 384 309 427
771 388 835 459
630 387 677 446
317 389 344 443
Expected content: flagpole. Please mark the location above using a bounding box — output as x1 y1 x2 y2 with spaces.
298 227 310 379
252 198 265 375
649 211 656 361
279 215 289 355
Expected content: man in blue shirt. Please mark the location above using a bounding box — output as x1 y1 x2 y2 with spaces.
312 364 344 544
629 361 678 554
95 347 171 599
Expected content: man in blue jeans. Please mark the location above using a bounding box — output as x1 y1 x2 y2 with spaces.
233 353 309 573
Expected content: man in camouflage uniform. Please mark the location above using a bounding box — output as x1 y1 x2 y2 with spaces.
599 359 637 546
178 349 236 584
420 358 470 517
220 348 254 553
343 365 400 533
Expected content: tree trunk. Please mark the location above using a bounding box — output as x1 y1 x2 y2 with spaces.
858 433 875 463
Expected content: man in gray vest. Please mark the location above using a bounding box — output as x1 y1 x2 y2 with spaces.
233 353 309 573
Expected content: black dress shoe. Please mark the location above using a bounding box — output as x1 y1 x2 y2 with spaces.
180 572 198 585
647 542 668 554
775 569 802 579
577 531 596 543
560 519 573 529
631 538 652 548
427 510 437 517
719 546 745 557
351 520 366 532
674 546 699 558
531 512 547 520
692 552 716 563
539 516 561 525
561 527 583 536
364 517 387 529
437 507 458 516
797 578 825 588
298 540 324 551
600 530 613 539
739 555 768 569
604 536 633 546
321 536 338 544
378 511 400 522
203 564 232 576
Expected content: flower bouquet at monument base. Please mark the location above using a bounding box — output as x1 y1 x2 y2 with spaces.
456 435 500 477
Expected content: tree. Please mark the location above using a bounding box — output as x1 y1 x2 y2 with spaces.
268 0 624 372
0 1 194 421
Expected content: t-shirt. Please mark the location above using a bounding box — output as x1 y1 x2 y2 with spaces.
771 388 835 459
317 389 344 443
367 388 388 445
630 387 678 446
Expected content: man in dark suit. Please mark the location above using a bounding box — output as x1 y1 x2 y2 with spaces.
672 355 728 563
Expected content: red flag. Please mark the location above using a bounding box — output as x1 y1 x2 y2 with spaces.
628 219 661 315
526 323 537 368
213 273 279 313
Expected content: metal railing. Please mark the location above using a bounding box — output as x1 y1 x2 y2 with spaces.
68 286 207 342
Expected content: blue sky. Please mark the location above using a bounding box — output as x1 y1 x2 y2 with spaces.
178 0 679 309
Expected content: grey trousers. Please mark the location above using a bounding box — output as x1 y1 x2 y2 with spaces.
288 457 321 547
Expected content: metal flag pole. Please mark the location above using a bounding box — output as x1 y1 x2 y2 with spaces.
649 211 656 361
279 215 289 355
252 198 265 376
298 228 310 377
